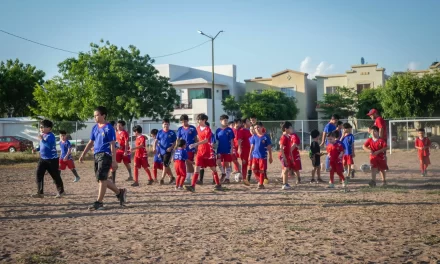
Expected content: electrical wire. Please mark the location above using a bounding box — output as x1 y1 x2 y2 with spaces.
151 40 210 59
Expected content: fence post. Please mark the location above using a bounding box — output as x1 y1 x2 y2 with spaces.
301 120 304 151
406 118 409 151
389 120 392 155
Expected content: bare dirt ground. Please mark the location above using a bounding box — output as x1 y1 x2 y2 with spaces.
0 150 439 264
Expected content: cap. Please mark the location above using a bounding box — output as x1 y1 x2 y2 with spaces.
367 109 378 116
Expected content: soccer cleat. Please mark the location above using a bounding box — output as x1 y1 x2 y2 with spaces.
327 183 335 188
243 179 251 186
175 186 183 191
131 181 139 187
264 179 269 185
368 180 377 187
310 179 316 184
147 180 154 185
88 201 104 211
159 179 165 185
169 176 176 184
223 179 230 184
31 193 44 198
73 176 80 182
184 185 195 192
282 184 292 190
126 177 133 181
220 174 226 183
196 180 203 185
55 192 65 198
257 184 265 190
214 185 224 191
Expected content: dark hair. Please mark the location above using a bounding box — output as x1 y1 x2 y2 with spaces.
197 113 208 121
133 125 142 133
331 114 340 120
180 114 189 122
117 120 126 126
331 130 340 138
40 119 53 128
162 118 170 124
228 121 234 126
417 128 425 133
337 121 343 126
219 115 228 121
94 106 108 118
234 118 241 124
343 123 352 129
255 121 263 127
370 125 379 132
178 139 186 148
281 121 292 132
110 121 116 127
59 130 67 135
150 129 158 136
310 129 320 139
241 117 249 124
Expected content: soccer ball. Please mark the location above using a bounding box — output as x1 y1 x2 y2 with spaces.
234 173 242 182
360 163 371 173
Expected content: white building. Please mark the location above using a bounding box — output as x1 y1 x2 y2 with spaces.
154 64 245 123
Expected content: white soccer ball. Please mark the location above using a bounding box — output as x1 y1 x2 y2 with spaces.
234 173 242 182
360 163 371 173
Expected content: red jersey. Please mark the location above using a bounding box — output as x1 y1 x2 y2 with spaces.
374 117 387 140
364 138 387 159
290 133 301 156
197 126 214 157
237 128 252 151
117 130 130 151
262 127 267 134
415 137 431 157
279 134 291 158
326 141 344 162
135 135 148 158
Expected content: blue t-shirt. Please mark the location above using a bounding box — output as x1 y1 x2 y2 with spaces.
90 123 116 155
177 125 197 152
38 132 58 159
250 134 272 159
215 127 235 154
173 148 188 161
342 134 354 155
324 122 337 145
153 142 162 163
157 129 177 155
60 140 72 160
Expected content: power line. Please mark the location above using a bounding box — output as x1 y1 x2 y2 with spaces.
151 40 210 59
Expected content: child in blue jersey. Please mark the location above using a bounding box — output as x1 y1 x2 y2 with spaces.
215 114 235 183
174 139 188 190
150 129 165 182
59 130 80 182
79 106 127 210
154 118 177 185
31 119 65 198
341 123 355 179
176 114 197 184
249 122 273 189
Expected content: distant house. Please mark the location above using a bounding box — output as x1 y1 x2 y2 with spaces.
394 61 440 77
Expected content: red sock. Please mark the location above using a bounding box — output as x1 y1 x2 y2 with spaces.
176 176 182 187
134 167 139 182
329 171 334 184
241 160 247 179
338 172 345 182
145 168 153 181
179 175 185 187
213 171 220 185
153 168 158 180
191 173 199 187
259 172 265 185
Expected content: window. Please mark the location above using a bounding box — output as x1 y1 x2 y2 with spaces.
4 137 12 142
281 87 296 98
222 89 230 100
326 86 338 94
188 88 212 101
356 83 371 94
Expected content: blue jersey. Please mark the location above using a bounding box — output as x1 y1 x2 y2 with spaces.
215 127 235 154
342 134 354 155
177 125 197 152
38 132 58 159
324 122 337 145
60 140 72 160
250 134 272 159
173 148 188 161
90 123 116 155
157 129 177 155
153 142 162 163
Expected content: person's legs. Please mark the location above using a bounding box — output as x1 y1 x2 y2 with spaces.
325 155 330 171
47 158 64 195
142 158 153 181
35 159 47 195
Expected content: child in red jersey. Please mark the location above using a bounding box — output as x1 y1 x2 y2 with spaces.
415 128 431 177
326 131 346 188
238 118 253 185
363 125 388 187
131 125 153 187
249 122 273 189
290 130 302 184
279 121 293 190
115 120 132 182
174 139 188 190
230 119 242 177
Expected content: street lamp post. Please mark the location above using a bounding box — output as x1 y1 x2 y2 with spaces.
198 30 223 128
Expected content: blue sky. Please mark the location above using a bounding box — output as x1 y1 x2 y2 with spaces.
1 0 439 81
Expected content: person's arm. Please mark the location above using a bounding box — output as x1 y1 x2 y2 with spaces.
110 141 118 169
79 140 94 162
352 142 355 157
65 144 72 161
320 132 326 147
362 142 371 152
190 138 208 149
248 144 254 162
268 145 273 164
124 134 129 155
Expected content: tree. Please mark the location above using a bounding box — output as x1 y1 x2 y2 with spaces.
34 40 179 122
222 95 242 119
316 86 357 120
380 71 440 118
0 59 45 117
240 90 299 120
356 88 383 119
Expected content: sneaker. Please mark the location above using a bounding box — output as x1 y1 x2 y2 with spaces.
327 183 335 188
310 179 316 184
126 177 134 181
223 179 230 184
184 185 195 192
31 193 44 198
257 184 265 190
368 180 377 187
131 181 139 187
196 180 203 185
264 179 269 185
118 188 127 205
220 174 226 183
88 201 104 211
351 170 356 178
243 179 251 186
282 184 292 190
159 179 165 185
317 178 325 183
214 185 224 191
73 176 80 182
147 180 154 185
55 192 65 198
175 186 183 191
169 176 176 184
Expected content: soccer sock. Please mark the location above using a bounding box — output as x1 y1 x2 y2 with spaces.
329 171 334 184
213 172 220 185
134 168 139 182
111 171 116 182
71 169 79 178
200 169 205 181
186 172 191 181
180 175 185 187
153 168 158 180
259 172 265 185
232 161 238 172
241 161 247 179
176 176 181 187
338 172 345 182
264 171 268 180
219 165 225 174
191 173 199 187
226 167 232 179
127 167 132 179
145 168 153 181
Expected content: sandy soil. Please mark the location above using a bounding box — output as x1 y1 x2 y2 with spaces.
0 150 439 263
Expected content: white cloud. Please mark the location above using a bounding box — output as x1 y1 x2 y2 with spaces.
407 61 420 71
299 57 335 78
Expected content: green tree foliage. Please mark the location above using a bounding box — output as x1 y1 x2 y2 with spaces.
240 90 299 120
0 59 45 117
380 71 440 118
316 86 357 120
221 95 242 119
356 88 383 119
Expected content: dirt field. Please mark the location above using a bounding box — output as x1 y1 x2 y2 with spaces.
0 150 439 264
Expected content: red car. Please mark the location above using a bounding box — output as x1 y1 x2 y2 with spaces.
0 136 34 152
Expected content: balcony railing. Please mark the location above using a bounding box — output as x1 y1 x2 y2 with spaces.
174 100 192 109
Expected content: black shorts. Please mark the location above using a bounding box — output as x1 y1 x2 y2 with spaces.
94 152 112 181
160 152 172 168
311 155 321 168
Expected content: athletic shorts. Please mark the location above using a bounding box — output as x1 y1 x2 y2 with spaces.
187 151 195 162
252 158 267 171
195 155 216 168
370 157 387 171
310 155 321 168
174 160 186 178
59 159 75 170
217 153 232 162
94 152 112 181
159 152 172 168
153 161 163 170
343 154 354 166
134 156 149 169
116 150 131 164
419 156 430 165
329 160 344 173
291 155 302 171
280 156 293 169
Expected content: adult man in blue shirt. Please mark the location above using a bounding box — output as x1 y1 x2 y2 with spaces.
320 114 340 171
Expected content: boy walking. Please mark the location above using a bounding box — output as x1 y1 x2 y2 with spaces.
320 114 340 171
115 120 132 182
341 123 356 179
215 115 235 183
279 121 293 190
249 122 273 189
131 125 154 187
309 129 324 183
415 128 430 177
59 130 80 182
174 139 188 190
290 131 302 184
32 120 65 198
237 118 253 185
326 131 346 188
151 129 165 182
154 119 177 185
363 125 388 187
176 114 197 184
79 106 127 210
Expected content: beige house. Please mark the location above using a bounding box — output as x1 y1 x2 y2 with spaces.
244 69 317 122
315 63 386 120
395 61 440 77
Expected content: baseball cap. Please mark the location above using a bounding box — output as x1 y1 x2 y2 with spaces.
367 109 378 116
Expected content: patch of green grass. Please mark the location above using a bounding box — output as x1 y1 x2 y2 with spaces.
287 225 310 232
359 185 408 193
422 235 440 245
17 247 65 264
426 190 440 195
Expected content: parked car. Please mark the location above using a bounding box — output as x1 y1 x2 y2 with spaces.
0 136 34 152
407 134 440 149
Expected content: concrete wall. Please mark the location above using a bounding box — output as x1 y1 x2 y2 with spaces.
316 75 348 101
347 65 385 88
